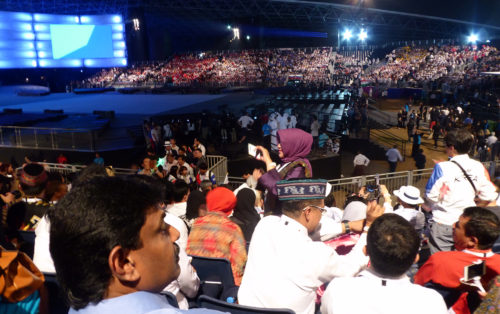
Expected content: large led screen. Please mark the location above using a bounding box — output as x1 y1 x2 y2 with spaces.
0 11 127 68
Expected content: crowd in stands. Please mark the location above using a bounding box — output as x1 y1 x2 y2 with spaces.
80 44 499 91
0 119 499 313
82 47 333 88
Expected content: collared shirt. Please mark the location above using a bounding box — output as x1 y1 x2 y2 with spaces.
238 215 368 314
353 154 370 166
186 212 247 286
167 202 187 220
321 269 447 314
393 207 425 231
425 154 497 225
69 291 220 314
386 148 403 162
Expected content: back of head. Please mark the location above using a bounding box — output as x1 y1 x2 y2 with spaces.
18 163 48 196
445 129 474 154
367 214 420 277
48 176 164 310
173 181 189 203
186 190 206 220
206 187 236 215
462 207 500 250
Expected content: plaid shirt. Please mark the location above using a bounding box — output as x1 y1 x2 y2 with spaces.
186 212 247 286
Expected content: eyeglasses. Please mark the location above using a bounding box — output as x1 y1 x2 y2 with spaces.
302 205 326 214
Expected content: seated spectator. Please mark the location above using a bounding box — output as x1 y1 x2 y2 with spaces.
166 181 190 222
177 166 194 185
195 163 216 187
414 207 500 312
230 188 261 242
321 214 447 314
48 176 220 313
186 187 247 286
238 179 384 314
185 190 207 227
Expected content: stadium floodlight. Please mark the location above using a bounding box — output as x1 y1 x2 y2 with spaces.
133 18 140 31
246 35 250 40
233 28 240 40
342 29 352 41
227 25 232 30
486 39 491 43
358 29 367 41
467 33 478 44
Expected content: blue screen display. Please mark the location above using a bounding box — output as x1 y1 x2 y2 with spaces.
0 11 127 68
50 24 114 59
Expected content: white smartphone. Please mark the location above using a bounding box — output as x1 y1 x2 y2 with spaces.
248 143 257 157
464 261 486 281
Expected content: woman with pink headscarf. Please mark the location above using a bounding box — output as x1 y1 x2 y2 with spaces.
255 128 313 215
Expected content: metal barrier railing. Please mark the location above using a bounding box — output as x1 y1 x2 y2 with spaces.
0 126 96 151
28 155 228 182
206 155 228 185
227 160 498 207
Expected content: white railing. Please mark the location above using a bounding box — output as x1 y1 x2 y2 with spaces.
227 160 498 207
27 155 229 182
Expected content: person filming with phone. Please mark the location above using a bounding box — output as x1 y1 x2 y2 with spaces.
250 128 313 215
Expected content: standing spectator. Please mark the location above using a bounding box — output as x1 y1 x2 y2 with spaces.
254 128 313 215
269 114 279 152
193 138 206 156
238 112 254 130
261 120 271 151
412 130 422 157
407 118 415 142
432 122 442 148
352 151 370 176
425 129 497 253
321 214 447 314
186 187 247 286
93 152 104 165
310 115 320 150
486 131 498 147
163 122 172 140
56 153 67 165
386 145 403 172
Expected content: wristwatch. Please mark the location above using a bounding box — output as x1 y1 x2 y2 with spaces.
343 222 351 234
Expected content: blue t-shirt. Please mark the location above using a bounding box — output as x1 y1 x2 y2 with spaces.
70 291 223 314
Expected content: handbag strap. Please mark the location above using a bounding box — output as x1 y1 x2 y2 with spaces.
451 160 477 194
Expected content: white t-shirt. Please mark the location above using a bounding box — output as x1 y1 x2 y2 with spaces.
238 115 253 129
321 269 447 314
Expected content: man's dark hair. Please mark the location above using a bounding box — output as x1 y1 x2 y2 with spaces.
324 190 336 208
72 164 108 187
173 181 189 202
48 176 163 310
444 129 474 154
177 155 186 162
199 163 208 171
462 207 500 250
282 199 323 218
193 148 202 154
366 214 420 277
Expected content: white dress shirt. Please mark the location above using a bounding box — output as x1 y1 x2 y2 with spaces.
238 215 369 314
320 268 447 314
353 154 370 166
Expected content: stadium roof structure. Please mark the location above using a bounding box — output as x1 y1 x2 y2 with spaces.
2 0 499 44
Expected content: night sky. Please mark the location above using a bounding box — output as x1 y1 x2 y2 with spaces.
311 0 500 27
